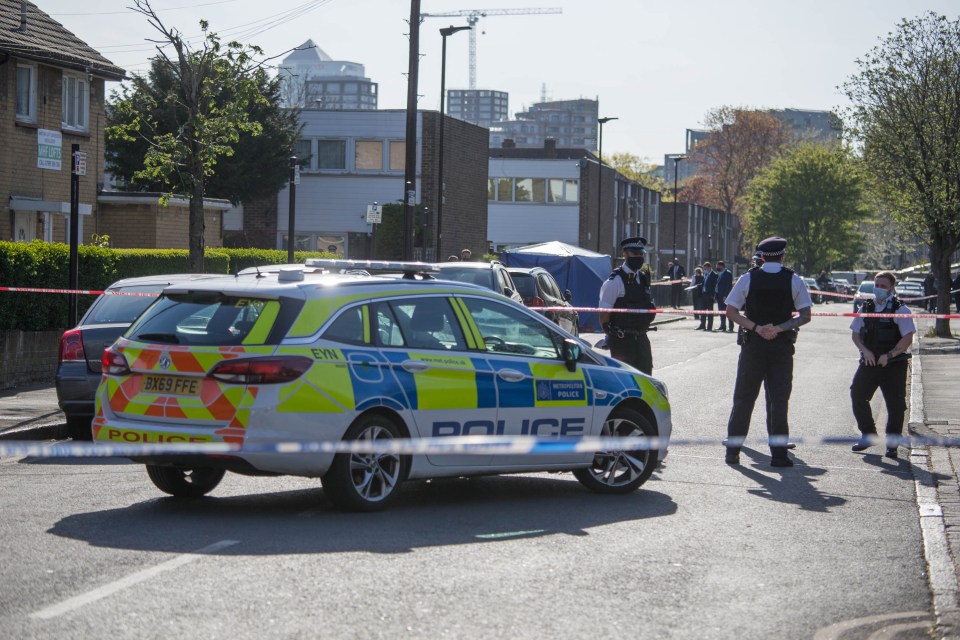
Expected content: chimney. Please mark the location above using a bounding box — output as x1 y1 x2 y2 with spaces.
19 0 27 32
502 138 516 149
544 138 557 158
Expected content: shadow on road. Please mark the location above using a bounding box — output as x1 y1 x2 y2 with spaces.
46 473 678 555
729 447 846 512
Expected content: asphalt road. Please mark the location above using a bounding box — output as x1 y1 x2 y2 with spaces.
0 313 933 639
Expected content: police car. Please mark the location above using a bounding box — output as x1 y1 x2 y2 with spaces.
92 260 672 511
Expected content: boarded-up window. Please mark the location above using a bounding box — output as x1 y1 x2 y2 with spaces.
356 140 383 170
389 141 405 170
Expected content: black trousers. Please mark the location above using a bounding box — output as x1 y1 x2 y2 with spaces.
671 283 683 308
726 336 795 457
699 299 715 330
717 300 728 330
850 359 908 436
609 331 652 375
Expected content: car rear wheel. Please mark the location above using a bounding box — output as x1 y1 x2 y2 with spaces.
322 414 407 512
145 465 226 498
66 415 92 441
574 407 657 494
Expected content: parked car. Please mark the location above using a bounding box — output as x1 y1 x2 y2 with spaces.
92 259 672 511
507 267 579 335
55 273 224 440
802 277 824 304
896 280 925 301
433 261 524 304
852 280 875 312
832 278 854 295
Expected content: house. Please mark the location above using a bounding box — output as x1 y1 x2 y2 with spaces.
1 0 124 244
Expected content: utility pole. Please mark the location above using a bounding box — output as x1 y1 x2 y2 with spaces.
402 0 422 261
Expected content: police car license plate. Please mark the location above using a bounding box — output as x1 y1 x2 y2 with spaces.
142 374 201 396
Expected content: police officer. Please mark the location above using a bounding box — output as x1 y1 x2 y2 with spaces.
850 271 916 459
599 237 656 375
723 237 812 467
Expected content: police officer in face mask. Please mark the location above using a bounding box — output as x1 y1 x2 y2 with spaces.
850 271 916 459
723 236 813 467
599 237 656 375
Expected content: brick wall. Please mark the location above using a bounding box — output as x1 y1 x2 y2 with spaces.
421 112 489 259
0 330 63 390
239 195 279 248
98 200 223 249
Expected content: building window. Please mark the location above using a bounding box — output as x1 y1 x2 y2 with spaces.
16 64 37 122
548 178 564 203
356 140 383 170
317 139 346 169
496 178 512 201
565 179 579 203
515 178 533 202
62 72 89 131
488 178 496 200
388 140 405 171
294 139 312 169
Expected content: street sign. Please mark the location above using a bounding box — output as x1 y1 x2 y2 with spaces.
293 164 300 185
73 151 87 176
366 204 382 224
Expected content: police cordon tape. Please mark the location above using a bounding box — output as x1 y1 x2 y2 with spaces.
539 305 960 320
0 434 952 459
0 286 153 296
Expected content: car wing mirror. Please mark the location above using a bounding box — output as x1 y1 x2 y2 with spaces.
504 287 516 298
562 338 581 372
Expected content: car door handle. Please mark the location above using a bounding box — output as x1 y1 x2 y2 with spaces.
401 360 430 373
497 369 526 382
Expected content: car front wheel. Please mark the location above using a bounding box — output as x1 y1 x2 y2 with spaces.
574 407 658 494
146 465 225 498
322 414 407 512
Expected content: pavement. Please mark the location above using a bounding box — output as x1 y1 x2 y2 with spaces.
1 310 959 636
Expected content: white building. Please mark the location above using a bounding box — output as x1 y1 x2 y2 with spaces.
278 40 377 110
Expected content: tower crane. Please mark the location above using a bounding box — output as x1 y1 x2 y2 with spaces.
420 8 562 90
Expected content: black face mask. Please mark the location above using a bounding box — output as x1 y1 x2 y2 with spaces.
626 256 645 270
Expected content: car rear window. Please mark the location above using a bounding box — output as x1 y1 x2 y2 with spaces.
125 293 289 346
510 273 537 299
436 267 495 289
84 285 165 325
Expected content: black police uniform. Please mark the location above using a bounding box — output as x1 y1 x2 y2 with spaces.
851 298 910 442
726 263 799 465
606 267 656 374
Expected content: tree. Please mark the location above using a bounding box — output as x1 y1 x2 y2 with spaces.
606 152 664 192
108 0 286 272
745 143 868 275
107 59 300 207
842 12 960 336
687 106 791 227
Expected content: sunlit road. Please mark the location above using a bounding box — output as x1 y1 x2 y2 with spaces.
0 311 933 639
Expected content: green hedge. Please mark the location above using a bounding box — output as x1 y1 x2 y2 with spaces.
0 243 339 331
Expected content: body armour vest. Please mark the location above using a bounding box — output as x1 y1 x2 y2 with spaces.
744 266 796 326
610 267 655 331
860 298 904 354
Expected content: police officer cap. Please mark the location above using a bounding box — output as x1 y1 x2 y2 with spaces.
756 236 787 257
620 236 647 251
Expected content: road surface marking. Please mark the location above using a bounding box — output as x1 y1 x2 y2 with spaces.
30 539 239 620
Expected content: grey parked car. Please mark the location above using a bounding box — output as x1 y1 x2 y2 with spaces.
55 273 223 440
433 261 524 304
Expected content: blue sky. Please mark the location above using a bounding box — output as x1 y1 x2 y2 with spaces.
40 0 960 162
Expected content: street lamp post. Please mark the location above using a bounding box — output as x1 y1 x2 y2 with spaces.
669 154 687 264
436 25 471 261
596 116 618 253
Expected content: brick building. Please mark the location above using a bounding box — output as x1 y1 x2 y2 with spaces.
1 0 124 244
